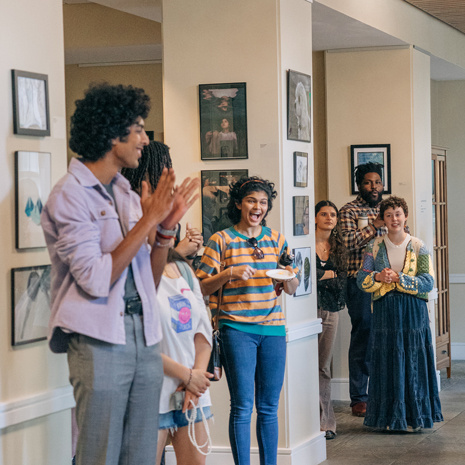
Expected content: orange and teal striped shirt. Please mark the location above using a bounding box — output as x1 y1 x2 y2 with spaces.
196 226 292 336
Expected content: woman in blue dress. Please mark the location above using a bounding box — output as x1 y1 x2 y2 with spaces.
357 196 443 431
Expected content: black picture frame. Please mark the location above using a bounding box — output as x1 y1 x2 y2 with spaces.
199 82 248 160
293 247 312 297
12 69 51 137
293 195 309 236
15 151 51 249
287 70 311 142
11 265 51 346
294 151 308 187
201 169 248 243
350 144 391 194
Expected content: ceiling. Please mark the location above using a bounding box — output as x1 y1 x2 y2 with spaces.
64 0 465 80
403 0 465 35
312 2 465 81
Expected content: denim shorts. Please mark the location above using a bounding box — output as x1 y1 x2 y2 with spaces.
159 406 212 431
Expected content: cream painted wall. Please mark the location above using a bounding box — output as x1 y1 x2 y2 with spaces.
63 3 161 49
431 80 465 347
326 46 434 386
0 0 71 463
65 63 164 161
162 0 322 462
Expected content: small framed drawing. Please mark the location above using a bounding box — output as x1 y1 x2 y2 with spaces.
11 265 51 346
15 151 51 249
350 144 391 194
201 169 248 243
12 69 50 137
287 70 311 142
293 195 309 236
294 152 308 187
199 82 248 160
293 247 311 297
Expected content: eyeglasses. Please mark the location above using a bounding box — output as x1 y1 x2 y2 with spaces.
247 237 264 260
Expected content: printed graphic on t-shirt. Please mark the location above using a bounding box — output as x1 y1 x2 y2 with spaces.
169 294 192 333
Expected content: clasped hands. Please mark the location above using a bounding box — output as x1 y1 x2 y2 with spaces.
375 267 399 284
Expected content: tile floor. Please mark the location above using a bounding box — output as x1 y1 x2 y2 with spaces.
321 361 465 465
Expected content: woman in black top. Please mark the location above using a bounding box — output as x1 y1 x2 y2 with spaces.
315 200 347 440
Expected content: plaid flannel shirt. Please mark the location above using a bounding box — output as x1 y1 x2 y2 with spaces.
339 196 387 277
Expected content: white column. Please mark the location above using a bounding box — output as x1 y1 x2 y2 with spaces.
162 0 324 463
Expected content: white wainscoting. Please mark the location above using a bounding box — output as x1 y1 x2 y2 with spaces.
165 432 327 465
0 385 74 429
449 274 465 284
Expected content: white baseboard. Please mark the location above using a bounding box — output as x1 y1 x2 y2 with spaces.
164 432 326 465
451 343 465 360
330 378 350 402
0 385 75 429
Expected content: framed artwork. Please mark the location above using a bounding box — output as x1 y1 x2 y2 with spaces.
15 151 51 249
11 265 51 346
199 82 248 160
350 144 391 194
12 69 50 137
294 151 308 187
287 70 311 142
201 169 248 243
293 195 309 236
293 247 312 297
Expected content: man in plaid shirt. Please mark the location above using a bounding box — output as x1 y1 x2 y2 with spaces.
339 162 387 417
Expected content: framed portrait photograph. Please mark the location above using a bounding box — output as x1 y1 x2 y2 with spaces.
11 265 51 346
293 195 309 236
294 151 308 187
201 169 248 243
350 144 391 194
199 82 248 160
12 69 50 137
293 247 312 297
287 70 311 142
15 151 51 249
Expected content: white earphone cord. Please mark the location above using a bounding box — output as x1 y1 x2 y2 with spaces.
185 399 212 456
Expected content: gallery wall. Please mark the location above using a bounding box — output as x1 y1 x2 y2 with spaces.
325 46 434 397
0 0 72 463
162 0 323 462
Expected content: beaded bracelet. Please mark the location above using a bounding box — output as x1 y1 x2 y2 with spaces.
186 368 193 387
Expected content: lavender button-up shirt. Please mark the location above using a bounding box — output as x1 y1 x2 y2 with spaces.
41 158 162 353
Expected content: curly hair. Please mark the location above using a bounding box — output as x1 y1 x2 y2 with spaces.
379 195 409 219
227 176 277 226
315 200 348 272
69 82 151 161
354 162 383 187
121 141 172 193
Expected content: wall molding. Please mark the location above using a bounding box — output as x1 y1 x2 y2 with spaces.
286 319 322 343
0 385 75 430
165 432 326 465
452 343 465 360
449 274 465 284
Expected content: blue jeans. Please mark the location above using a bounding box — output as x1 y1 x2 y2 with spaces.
220 325 286 465
346 278 372 406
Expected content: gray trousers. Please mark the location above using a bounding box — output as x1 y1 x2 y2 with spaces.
318 308 339 432
68 314 163 465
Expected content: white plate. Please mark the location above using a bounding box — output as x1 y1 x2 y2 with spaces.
266 269 296 281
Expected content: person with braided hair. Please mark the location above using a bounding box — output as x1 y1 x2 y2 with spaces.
122 141 203 261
